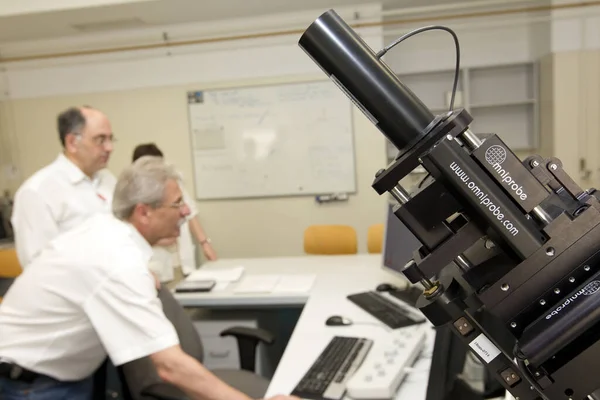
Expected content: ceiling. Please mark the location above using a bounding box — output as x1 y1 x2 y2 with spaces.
0 0 496 44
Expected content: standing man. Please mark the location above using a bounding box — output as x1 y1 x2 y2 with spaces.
10 106 116 267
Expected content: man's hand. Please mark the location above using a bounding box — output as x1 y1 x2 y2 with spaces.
150 270 161 290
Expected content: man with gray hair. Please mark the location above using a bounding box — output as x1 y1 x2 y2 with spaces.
0 156 297 400
10 105 117 268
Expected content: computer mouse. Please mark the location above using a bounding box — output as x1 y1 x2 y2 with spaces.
325 315 353 326
376 283 396 292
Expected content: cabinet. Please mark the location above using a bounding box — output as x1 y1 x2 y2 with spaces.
386 62 539 164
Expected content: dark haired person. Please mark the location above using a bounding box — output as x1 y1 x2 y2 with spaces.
11 106 116 268
131 143 217 288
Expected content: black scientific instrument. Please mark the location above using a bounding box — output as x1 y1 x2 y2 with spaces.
299 9 600 400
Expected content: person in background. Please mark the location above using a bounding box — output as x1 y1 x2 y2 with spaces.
0 156 297 400
10 106 116 268
132 143 217 289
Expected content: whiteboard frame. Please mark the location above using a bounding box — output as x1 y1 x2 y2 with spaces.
185 76 358 201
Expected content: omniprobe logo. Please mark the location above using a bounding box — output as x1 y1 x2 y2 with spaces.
450 162 519 237
545 280 600 320
484 145 528 201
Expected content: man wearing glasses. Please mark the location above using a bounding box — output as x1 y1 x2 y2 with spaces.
10 106 117 268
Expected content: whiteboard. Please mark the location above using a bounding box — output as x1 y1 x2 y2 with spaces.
186 80 356 200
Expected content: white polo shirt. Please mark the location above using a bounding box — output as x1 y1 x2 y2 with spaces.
0 213 179 381
11 153 116 268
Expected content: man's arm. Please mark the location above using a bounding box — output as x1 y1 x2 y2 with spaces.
11 187 59 267
151 345 252 400
151 346 300 400
188 218 217 261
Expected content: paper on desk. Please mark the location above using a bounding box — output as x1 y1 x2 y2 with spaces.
186 266 244 282
272 274 316 293
234 275 280 293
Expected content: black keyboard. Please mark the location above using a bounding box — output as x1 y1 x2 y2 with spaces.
291 336 372 400
347 291 422 329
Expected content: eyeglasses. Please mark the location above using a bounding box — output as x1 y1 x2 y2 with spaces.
162 198 187 209
91 134 117 146
73 133 117 146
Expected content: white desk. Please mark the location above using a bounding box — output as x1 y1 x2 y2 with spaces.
175 254 385 308
261 255 434 400
174 254 434 400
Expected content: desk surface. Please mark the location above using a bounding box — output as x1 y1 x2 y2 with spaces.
175 254 386 308
260 254 433 400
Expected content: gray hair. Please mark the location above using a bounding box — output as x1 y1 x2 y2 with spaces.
112 156 181 220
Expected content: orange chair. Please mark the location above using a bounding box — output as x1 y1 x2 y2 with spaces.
0 247 22 302
367 223 384 254
303 225 358 255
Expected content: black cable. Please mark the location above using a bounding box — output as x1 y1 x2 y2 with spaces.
418 172 431 189
376 26 461 113
513 344 550 400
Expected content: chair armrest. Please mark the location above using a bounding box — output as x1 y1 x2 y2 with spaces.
141 382 189 400
220 326 275 372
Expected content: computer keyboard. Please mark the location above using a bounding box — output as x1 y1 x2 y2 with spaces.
291 336 373 400
347 291 424 329
345 323 429 399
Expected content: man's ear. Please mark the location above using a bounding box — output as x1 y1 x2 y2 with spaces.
133 203 152 221
64 133 80 153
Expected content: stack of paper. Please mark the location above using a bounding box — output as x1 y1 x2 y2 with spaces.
234 275 281 294
273 274 316 293
232 273 317 294
186 266 244 282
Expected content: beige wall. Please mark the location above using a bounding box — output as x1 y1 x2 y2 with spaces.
1 49 599 259
1 80 388 258
539 50 600 189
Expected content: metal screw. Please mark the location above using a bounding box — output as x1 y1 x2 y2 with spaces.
546 247 555 256
569 277 575 283
554 288 561 294
510 322 517 328
484 239 495 249
550 164 557 170
585 265 591 271
530 160 539 167
539 299 546 305
501 283 510 291
446 134 453 140
535 372 540 377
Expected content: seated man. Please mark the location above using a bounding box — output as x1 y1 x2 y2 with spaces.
0 156 297 400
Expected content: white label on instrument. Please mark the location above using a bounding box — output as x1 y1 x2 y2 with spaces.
469 333 501 363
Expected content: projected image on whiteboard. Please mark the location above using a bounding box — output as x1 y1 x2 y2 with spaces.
186 81 356 200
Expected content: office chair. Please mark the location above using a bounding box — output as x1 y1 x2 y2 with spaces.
367 223 384 253
303 224 358 255
0 248 22 302
117 285 275 400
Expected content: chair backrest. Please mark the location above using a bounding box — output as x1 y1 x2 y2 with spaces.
0 248 22 278
367 223 384 254
118 286 204 399
303 225 358 255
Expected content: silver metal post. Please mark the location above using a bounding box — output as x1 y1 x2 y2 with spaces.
391 184 410 205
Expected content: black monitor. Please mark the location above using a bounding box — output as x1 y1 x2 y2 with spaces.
381 201 422 277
